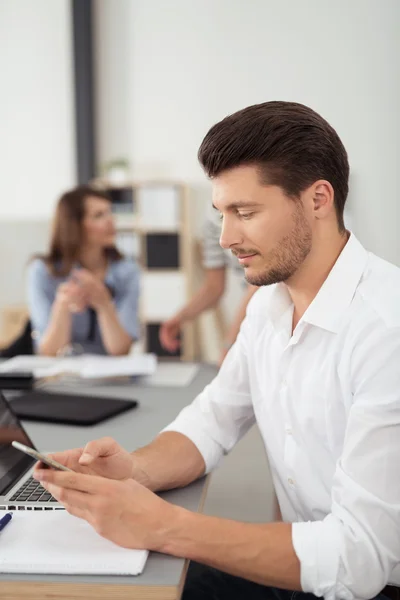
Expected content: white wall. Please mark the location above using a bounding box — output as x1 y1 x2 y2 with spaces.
95 0 400 265
94 0 134 169
0 0 76 220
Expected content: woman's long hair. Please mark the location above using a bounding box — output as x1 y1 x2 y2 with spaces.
38 185 122 276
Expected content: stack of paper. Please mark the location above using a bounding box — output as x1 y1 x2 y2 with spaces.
0 354 157 379
142 362 199 387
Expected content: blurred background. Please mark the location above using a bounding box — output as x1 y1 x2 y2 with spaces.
0 0 399 362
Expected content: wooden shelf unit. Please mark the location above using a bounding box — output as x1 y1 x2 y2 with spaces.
94 179 195 361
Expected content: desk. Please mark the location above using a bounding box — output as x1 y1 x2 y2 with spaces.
1 363 218 600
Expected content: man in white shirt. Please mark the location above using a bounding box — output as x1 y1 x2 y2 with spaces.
34 101 400 600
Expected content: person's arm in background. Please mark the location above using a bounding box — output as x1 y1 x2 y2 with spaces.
218 284 258 366
38 286 72 356
74 261 140 356
160 212 229 353
96 261 140 355
159 268 225 352
96 300 133 356
27 259 75 356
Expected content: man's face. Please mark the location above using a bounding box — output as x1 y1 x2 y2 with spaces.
212 165 313 286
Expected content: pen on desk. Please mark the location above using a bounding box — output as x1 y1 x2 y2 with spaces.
0 512 13 532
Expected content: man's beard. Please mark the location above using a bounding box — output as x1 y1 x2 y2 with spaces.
242 203 312 287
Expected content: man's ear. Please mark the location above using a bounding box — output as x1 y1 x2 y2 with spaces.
312 181 335 219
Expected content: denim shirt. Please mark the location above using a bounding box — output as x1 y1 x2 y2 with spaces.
27 258 140 354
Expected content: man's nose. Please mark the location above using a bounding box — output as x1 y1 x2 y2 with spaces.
219 216 242 249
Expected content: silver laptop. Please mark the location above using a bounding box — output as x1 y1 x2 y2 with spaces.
0 391 62 510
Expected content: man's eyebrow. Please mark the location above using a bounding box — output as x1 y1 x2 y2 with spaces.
212 201 263 211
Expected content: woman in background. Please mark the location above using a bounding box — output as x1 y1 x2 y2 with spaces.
28 185 140 356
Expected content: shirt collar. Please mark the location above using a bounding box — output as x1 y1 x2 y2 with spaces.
267 233 369 334
267 283 293 327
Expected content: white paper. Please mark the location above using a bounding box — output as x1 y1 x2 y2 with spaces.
81 354 157 378
0 356 58 374
142 362 199 387
0 511 148 575
0 354 157 379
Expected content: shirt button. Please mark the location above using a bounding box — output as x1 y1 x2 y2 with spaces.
285 427 292 435
288 478 295 486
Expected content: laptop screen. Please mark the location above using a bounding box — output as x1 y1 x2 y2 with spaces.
0 392 35 496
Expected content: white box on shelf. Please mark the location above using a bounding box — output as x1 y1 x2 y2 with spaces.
114 213 140 229
137 185 180 230
141 271 186 321
115 231 141 260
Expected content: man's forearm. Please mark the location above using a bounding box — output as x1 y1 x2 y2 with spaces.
131 432 206 492
161 511 301 590
178 269 225 322
178 286 222 322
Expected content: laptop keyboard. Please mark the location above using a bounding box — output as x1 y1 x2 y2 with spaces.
9 476 57 503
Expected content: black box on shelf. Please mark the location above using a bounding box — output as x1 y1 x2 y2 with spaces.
145 233 180 269
108 187 135 214
146 323 181 357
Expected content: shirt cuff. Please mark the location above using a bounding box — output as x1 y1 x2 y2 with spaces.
161 417 224 473
292 518 349 600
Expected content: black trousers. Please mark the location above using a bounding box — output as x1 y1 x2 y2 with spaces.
182 561 394 600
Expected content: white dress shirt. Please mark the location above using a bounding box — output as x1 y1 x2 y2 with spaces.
164 233 400 600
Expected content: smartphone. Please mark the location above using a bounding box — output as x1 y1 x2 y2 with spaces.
11 441 73 472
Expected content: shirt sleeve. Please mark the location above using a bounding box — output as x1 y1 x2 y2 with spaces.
113 260 140 341
201 213 227 270
26 259 55 348
292 324 400 600
162 313 256 471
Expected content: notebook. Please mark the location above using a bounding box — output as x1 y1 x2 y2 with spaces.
8 390 139 426
0 354 157 379
0 511 148 575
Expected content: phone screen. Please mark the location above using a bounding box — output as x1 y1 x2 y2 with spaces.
0 398 36 495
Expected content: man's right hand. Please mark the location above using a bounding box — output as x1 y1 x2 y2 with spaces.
159 315 182 352
34 437 134 481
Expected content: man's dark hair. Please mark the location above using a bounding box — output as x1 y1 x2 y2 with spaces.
198 101 349 231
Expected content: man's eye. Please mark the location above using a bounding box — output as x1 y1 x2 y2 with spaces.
239 212 254 220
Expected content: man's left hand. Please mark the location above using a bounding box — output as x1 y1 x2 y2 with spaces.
33 468 178 551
